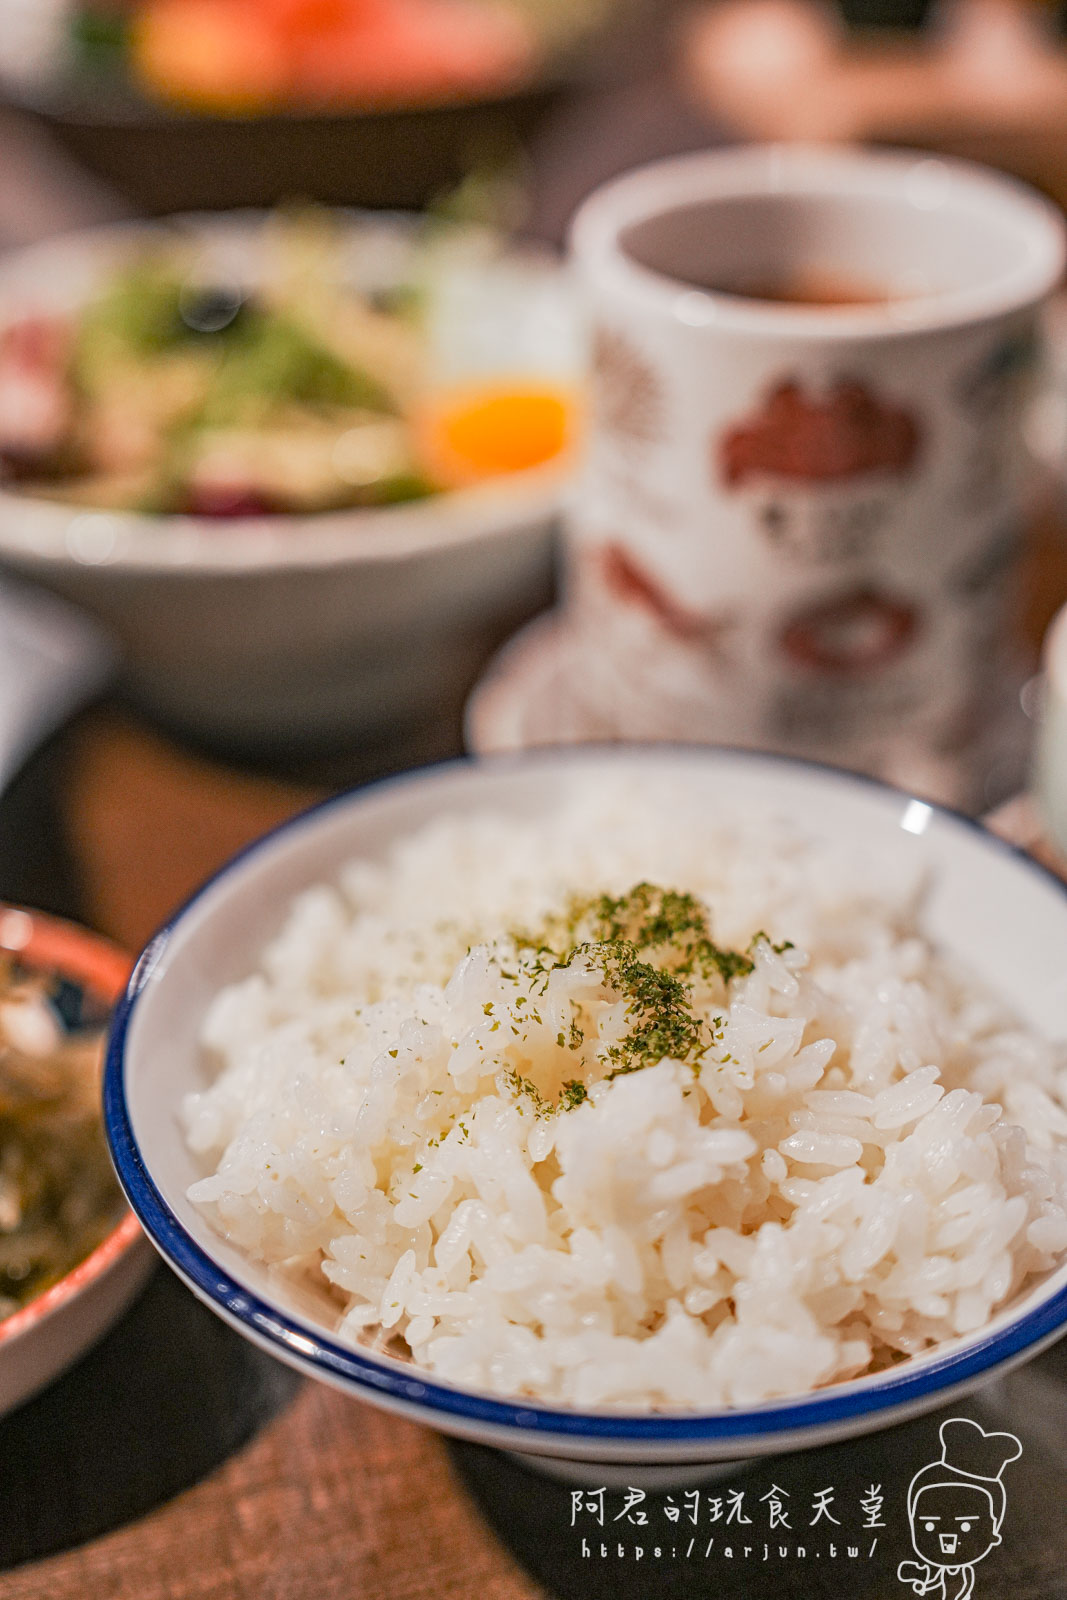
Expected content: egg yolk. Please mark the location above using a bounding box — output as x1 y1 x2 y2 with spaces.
419 383 576 487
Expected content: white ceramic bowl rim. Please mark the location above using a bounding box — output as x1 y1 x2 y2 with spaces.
0 1211 144 1350
104 745 1067 1445
570 144 1067 341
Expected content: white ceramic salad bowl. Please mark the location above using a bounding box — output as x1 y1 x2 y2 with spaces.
104 746 1067 1477
0 214 579 756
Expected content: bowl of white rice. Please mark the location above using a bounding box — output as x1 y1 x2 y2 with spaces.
104 746 1067 1475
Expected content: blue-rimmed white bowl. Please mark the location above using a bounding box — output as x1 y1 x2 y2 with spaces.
104 746 1067 1478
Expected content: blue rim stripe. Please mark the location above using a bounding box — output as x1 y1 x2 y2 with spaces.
104 744 1067 1443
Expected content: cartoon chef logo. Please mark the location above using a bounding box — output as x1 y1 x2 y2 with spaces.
717 377 922 564
898 1418 1022 1600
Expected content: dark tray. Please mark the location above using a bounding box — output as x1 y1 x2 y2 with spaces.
11 81 560 214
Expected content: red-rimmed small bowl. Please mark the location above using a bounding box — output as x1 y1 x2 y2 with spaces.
0 904 153 1415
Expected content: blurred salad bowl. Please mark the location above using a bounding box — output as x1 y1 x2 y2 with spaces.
0 210 580 756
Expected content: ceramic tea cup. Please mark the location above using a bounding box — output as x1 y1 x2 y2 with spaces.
562 145 1065 803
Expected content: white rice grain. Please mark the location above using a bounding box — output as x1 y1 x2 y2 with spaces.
182 776 1067 1410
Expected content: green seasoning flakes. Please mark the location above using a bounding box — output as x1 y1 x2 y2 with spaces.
587 883 757 985
562 884 762 1077
499 882 782 1108
503 1069 552 1117
502 1070 590 1119
600 957 706 1079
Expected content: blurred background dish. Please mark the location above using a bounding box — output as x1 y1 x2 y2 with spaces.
0 207 579 516
682 0 1067 208
0 902 150 1416
0 0 629 214
0 208 581 759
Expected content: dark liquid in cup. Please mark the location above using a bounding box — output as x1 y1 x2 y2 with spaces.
704 269 899 307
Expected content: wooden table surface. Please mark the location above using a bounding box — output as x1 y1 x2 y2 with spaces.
2 1387 541 1600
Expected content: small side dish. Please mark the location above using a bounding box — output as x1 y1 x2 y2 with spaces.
0 953 124 1320
0 905 149 1416
183 775 1067 1412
